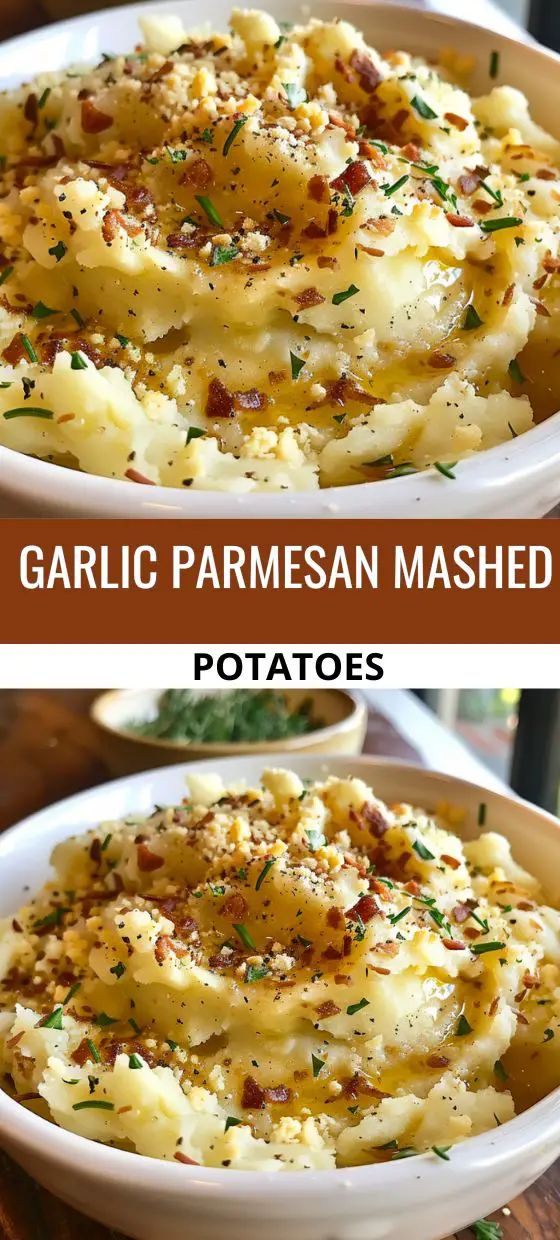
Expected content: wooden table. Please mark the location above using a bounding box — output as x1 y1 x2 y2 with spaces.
0 689 558 1239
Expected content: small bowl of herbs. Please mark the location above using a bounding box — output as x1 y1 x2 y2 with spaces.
91 688 368 775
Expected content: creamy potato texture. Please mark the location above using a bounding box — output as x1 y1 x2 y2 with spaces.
0 11 558 490
1 769 559 1170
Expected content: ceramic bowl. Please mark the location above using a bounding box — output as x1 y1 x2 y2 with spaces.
1 753 559 1240
0 1 560 517
90 687 368 772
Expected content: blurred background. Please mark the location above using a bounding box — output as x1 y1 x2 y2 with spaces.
0 0 559 50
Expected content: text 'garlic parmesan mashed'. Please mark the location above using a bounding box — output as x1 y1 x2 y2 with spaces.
1 769 559 1170
0 12 559 491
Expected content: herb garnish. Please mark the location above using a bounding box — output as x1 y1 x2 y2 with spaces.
312 1054 325 1077
63 982 81 1004
480 217 523 233
283 82 307 108
463 304 483 331
477 802 487 826
21 335 38 363
3 406 53 420
32 301 57 319
434 461 457 480
508 358 526 385
494 1059 508 1082
223 115 248 157
456 1014 473 1036
110 962 126 979
245 964 269 983
388 906 411 925
347 998 369 1016
473 1220 503 1240
233 922 256 950
48 240 67 263
211 245 239 266
72 1100 114 1111
489 50 500 79
225 1116 241 1131
255 857 276 891
411 95 438 120
432 1145 451 1161
332 284 359 305
383 174 409 197
0 266 14 286
186 426 205 444
471 941 506 955
412 839 435 862
129 1053 143 1069
290 351 305 379
95 1011 117 1027
87 1038 101 1063
40 1006 63 1029
195 195 223 228
70 351 88 370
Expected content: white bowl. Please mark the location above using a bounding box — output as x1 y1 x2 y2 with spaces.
1 753 559 1240
1 0 560 518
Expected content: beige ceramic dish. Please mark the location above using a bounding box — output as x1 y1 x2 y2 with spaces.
90 687 368 774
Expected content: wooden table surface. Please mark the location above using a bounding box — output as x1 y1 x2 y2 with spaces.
0 690 558 1239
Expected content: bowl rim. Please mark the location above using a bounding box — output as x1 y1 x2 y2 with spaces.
1 752 560 1196
1 0 560 515
90 686 367 753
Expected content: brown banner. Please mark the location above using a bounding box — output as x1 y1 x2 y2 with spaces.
0 519 558 644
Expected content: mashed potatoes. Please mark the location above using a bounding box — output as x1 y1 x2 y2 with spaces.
0 11 558 491
1 768 559 1170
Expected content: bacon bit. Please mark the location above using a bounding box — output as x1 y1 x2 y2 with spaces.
102 209 142 243
234 388 268 411
11 919 23 933
303 210 338 239
294 287 326 309
441 854 460 870
359 140 387 168
307 174 329 202
331 160 371 197
117 1106 133 1114
72 1038 93 1067
125 468 156 485
532 298 551 317
376 940 399 957
334 55 354 85
89 838 102 864
328 112 357 140
125 184 155 215
241 1076 266 1109
452 904 470 924
316 377 379 410
350 49 382 93
16 1092 41 1102
180 158 213 190
174 1151 200 1166
209 949 243 970
24 93 38 127
472 198 493 215
392 108 410 133
206 377 234 418
347 894 381 923
323 944 343 960
268 369 286 385
543 255 560 273
488 996 500 1017
81 99 113 134
57 413 76 425
446 212 474 228
523 971 539 989
458 172 480 195
444 112 468 131
427 1053 450 1068
166 231 201 249
442 939 465 951
372 966 391 976
358 244 385 257
401 142 421 162
222 892 248 920
363 803 389 837
502 283 515 306
537 168 557 181
342 1072 389 1100
533 273 548 291
137 842 164 871
334 973 351 985
517 901 535 911
429 350 456 369
315 999 341 1018
2 336 26 365
155 934 175 963
404 880 421 897
517 1012 529 1026
326 906 344 929
317 255 338 269
148 59 174 83
464 927 481 940
6 1031 24 1049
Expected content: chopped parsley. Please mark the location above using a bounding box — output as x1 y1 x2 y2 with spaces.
387 462 418 477
245 964 269 983
63 982 81 1004
489 50 500 79
473 1220 502 1240
116 334 129 347
544 1028 555 1041
478 802 487 826
508 358 526 385
0 266 14 286
290 351 305 379
200 128 213 145
129 1054 143 1069
225 1116 241 1131
94 1011 118 1027
211 244 239 266
479 180 503 207
37 87 51 109
463 304 484 331
48 240 67 263
32 301 57 319
223 115 248 157
431 1145 451 1161
70 351 88 370
456 1014 473 1037
347 998 369 1016
494 1059 508 1082
306 829 326 851
388 906 411 926
332 284 359 305
186 426 205 444
110 962 126 979
312 1054 325 1078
